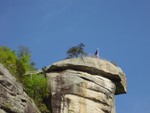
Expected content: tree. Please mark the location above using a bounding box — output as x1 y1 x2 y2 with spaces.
66 43 87 58
0 46 17 75
17 46 35 75
0 46 49 112
0 46 35 77
17 46 31 59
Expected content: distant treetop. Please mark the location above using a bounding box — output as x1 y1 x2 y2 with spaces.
66 43 87 58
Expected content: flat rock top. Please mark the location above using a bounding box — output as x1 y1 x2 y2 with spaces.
47 57 127 95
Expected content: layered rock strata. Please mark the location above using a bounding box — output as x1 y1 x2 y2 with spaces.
46 57 127 113
0 64 40 113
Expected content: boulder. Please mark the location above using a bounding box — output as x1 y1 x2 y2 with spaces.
47 57 127 113
0 64 40 113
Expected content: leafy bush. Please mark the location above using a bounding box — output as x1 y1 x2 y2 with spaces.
0 46 35 77
0 46 18 75
0 46 50 112
22 74 50 113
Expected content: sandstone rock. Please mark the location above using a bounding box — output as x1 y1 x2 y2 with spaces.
0 64 40 113
47 57 127 95
47 57 127 113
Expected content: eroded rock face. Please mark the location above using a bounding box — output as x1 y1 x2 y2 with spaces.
47 57 127 113
0 64 40 113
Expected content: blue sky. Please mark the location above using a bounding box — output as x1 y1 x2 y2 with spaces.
0 0 150 113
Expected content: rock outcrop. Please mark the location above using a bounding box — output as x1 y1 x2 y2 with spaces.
46 57 127 113
0 64 40 113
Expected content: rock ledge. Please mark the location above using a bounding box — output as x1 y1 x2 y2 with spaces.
47 57 127 95
47 57 127 113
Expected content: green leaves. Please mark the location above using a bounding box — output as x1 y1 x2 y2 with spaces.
22 74 50 113
66 43 87 58
0 46 50 112
17 46 35 74
23 74 49 100
0 46 17 75
0 46 35 77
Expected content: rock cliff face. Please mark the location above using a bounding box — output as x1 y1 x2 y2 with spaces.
0 64 40 113
0 57 127 113
46 57 127 113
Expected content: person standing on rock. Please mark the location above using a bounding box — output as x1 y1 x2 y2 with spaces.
95 48 99 58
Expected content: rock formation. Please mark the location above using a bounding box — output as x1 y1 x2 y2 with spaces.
46 57 127 113
0 64 40 113
0 57 127 113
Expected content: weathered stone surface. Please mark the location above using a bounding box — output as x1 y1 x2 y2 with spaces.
0 64 40 113
47 57 127 95
48 70 116 113
47 57 127 113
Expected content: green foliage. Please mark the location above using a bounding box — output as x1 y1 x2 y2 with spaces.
17 46 35 73
66 43 87 58
0 46 35 77
23 74 49 99
22 74 50 113
0 46 50 112
0 46 17 75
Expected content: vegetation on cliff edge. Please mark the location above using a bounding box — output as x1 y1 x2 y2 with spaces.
0 46 50 113
66 43 87 58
